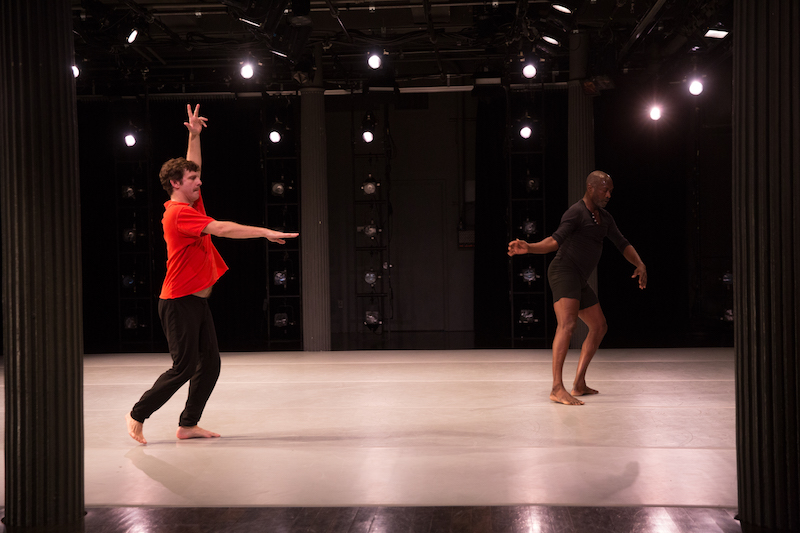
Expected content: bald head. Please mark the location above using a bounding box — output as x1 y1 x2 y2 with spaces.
586 170 611 190
584 170 614 210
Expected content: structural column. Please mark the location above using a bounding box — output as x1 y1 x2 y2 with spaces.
567 31 596 348
300 43 332 350
733 1 799 532
1 1 85 531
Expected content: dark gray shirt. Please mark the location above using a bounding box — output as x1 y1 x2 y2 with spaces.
550 200 630 281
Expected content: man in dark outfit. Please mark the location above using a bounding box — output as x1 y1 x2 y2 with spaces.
126 104 299 443
508 170 647 405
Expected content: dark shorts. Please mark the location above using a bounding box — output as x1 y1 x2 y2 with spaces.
548 262 599 310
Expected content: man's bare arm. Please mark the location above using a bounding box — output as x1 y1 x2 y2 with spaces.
508 236 559 256
623 244 647 289
203 220 299 244
185 104 207 171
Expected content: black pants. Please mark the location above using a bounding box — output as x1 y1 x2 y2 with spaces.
130 295 221 427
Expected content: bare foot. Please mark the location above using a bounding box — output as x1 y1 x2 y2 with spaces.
126 412 147 444
572 381 599 397
550 384 584 405
176 426 221 440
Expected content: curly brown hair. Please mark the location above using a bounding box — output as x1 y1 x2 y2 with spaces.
159 157 200 195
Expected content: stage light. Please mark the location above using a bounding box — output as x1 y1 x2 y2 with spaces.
551 0 582 15
127 28 139 44
122 228 137 243
520 266 541 284
121 275 135 289
362 111 377 143
365 310 382 331
124 133 137 147
525 170 541 193
271 181 285 196
274 270 288 286
522 62 537 79
689 79 704 95
72 65 80 78
519 309 538 324
522 219 537 236
364 269 378 286
124 316 139 329
362 173 379 195
269 120 285 143
274 313 289 327
121 186 136 200
241 62 255 79
518 112 534 139
362 224 378 238
649 106 662 121
542 34 561 46
368 51 382 69
704 28 729 39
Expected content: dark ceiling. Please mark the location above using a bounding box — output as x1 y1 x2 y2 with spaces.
71 0 733 96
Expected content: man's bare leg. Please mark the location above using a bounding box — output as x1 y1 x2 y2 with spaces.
176 426 221 440
126 412 147 444
572 303 608 396
550 298 584 405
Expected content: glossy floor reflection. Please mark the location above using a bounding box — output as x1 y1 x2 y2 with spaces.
1 348 740 532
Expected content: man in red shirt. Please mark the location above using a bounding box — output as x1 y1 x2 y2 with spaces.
126 104 298 444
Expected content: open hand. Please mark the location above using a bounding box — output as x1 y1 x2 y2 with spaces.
267 231 299 244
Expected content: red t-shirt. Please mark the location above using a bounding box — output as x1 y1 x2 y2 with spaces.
159 193 229 299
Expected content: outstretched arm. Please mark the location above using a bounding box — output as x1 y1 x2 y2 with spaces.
185 103 208 171
508 236 559 256
623 245 647 289
203 220 299 244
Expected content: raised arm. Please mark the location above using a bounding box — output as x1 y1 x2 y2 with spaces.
508 236 559 256
622 244 647 289
203 220 299 244
184 103 208 171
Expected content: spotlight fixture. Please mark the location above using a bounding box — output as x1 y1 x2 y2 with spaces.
121 186 136 200
241 62 255 79
521 219 537 236
550 0 583 15
360 223 379 238
367 50 382 69
520 266 541 284
121 275 136 290
273 270 288 287
519 309 538 324
522 61 537 79
362 111 377 143
274 313 289 327
364 310 382 332
72 64 80 78
362 173 379 195
542 34 561 46
364 269 379 286
689 79 704 95
126 28 139 44
124 316 139 329
122 227 138 244
124 133 137 147
518 112 534 139
269 120 285 143
704 28 729 39
524 170 541 193
271 181 286 196
649 106 662 121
